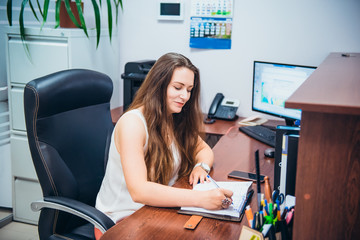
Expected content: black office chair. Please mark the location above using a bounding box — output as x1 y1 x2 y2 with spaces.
24 69 115 239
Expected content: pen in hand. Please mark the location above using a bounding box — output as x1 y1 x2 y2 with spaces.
207 175 220 188
206 175 233 208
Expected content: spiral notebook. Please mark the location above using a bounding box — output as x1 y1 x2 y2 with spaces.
178 181 253 222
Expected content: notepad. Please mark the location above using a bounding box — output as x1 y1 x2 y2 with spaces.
178 181 253 221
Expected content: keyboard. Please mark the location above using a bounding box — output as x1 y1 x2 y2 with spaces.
239 125 276 147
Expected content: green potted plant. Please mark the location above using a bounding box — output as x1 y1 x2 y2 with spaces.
6 0 123 48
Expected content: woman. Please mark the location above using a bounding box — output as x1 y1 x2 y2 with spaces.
95 52 233 229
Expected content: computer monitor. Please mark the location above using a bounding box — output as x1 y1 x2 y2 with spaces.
252 61 316 126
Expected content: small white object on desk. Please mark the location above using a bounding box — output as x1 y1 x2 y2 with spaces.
239 115 268 126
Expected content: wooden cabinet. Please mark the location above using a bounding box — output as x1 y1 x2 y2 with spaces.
286 53 360 239
5 27 119 224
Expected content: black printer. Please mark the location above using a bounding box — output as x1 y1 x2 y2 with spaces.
121 60 155 111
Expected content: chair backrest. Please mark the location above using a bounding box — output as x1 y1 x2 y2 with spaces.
24 69 114 238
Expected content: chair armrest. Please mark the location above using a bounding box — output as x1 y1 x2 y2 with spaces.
31 196 115 233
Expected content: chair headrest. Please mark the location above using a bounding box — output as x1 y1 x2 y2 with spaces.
25 69 113 118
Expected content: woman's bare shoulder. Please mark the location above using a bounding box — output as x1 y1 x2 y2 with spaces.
116 109 146 135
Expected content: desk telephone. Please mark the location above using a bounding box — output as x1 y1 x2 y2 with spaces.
207 93 239 121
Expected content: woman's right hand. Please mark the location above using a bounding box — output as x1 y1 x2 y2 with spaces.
201 188 234 210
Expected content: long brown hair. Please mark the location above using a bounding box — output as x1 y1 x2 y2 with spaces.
128 52 203 184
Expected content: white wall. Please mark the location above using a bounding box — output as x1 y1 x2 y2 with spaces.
2 0 360 118
116 0 360 119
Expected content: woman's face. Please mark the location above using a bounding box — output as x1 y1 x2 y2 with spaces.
166 67 194 114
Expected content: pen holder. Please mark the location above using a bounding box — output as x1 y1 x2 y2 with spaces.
239 221 292 240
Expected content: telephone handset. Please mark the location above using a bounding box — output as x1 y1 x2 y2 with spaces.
208 93 224 117
207 93 239 122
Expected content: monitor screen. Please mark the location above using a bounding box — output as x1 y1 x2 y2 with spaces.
252 61 316 122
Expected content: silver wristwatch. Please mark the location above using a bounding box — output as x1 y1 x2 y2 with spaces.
194 162 211 174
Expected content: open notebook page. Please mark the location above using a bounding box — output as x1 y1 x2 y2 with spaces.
180 181 252 218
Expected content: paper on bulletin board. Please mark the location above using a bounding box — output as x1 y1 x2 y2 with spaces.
189 0 233 49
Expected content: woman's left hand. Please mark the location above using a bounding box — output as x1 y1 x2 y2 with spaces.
189 166 210 185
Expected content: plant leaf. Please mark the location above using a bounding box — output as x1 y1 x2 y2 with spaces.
41 0 50 29
64 0 81 28
29 0 40 22
114 0 123 25
90 0 101 47
113 0 118 25
35 0 43 17
115 5 119 25
106 0 113 41
54 0 61 28
20 0 31 60
7 0 12 26
119 0 123 11
75 0 88 37
19 0 27 42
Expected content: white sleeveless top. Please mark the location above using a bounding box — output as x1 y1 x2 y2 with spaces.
95 109 181 223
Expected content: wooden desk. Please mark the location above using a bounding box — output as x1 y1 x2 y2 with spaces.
100 126 275 240
202 118 240 148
